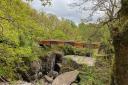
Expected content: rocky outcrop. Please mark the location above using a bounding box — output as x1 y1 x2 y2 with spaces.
3 52 81 84
17 52 64 82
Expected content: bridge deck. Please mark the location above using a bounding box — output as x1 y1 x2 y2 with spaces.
39 40 100 49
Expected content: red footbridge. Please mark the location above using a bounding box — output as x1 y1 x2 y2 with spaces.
39 40 100 49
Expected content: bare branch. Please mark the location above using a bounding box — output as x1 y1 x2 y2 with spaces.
71 0 121 23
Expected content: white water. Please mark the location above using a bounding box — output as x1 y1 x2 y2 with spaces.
64 55 95 66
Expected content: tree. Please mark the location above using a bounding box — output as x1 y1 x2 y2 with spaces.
71 0 121 38
111 0 128 85
71 0 121 22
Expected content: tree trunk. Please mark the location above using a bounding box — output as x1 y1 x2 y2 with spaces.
111 0 128 85
113 29 128 85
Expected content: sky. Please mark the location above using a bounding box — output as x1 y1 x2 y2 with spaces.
27 0 103 24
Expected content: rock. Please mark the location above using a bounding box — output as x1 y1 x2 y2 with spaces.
18 52 64 82
0 82 9 85
41 52 64 75
13 81 32 85
56 63 62 68
0 81 33 85
44 75 53 83
17 52 82 82
18 60 43 82
60 58 81 73
71 83 78 85
52 70 79 85
48 71 58 78
37 79 45 85
64 55 95 66
30 60 42 74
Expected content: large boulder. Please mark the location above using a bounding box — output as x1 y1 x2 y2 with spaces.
52 70 79 85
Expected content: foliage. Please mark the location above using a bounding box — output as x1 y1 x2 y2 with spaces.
79 58 111 85
79 23 101 41
61 45 89 56
0 0 82 80
0 0 111 81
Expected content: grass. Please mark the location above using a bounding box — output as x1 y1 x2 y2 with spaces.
78 57 111 85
